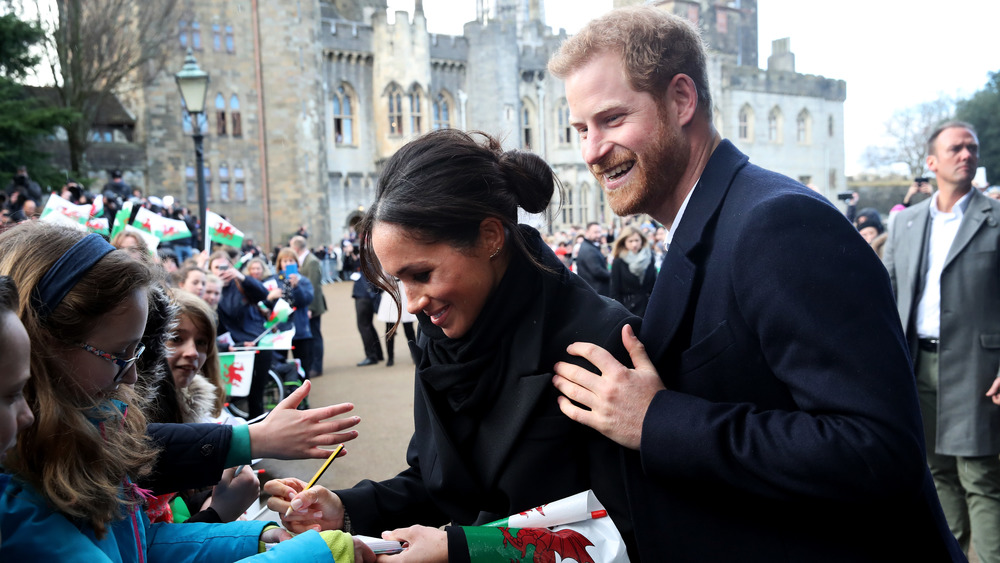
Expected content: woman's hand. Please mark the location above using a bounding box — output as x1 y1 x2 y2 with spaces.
266 288 284 301
264 478 345 534
288 273 300 287
248 380 360 459
209 465 261 522
378 525 446 562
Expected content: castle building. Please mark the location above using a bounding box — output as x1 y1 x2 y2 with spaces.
137 0 845 247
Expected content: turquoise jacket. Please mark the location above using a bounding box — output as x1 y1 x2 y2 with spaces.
0 474 335 562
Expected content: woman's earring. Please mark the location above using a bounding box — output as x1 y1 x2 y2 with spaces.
489 247 501 260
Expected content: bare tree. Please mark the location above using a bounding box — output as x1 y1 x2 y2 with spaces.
862 97 954 178
22 0 178 175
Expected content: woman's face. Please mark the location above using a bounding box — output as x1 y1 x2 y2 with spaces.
0 313 34 461
67 288 149 397
203 281 222 308
180 270 206 297
248 262 264 280
278 257 295 272
625 233 643 253
209 258 230 278
372 223 500 339
166 313 208 389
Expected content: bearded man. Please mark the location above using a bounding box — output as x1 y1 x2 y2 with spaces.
548 6 963 561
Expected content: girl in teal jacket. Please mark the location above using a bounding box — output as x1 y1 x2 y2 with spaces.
0 223 368 562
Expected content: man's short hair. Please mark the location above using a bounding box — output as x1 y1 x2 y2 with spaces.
548 6 712 116
290 235 307 252
586 222 601 230
926 120 977 156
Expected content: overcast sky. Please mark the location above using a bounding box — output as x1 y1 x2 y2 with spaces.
387 0 1000 178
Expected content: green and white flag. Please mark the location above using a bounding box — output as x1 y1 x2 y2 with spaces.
40 193 90 225
89 194 104 217
219 350 255 397
110 201 133 239
263 298 295 331
134 207 191 242
206 209 244 248
257 327 295 350
86 217 110 236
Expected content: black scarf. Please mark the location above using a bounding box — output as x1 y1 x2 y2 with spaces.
415 226 548 448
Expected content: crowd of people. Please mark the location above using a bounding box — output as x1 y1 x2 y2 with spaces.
0 5 996 562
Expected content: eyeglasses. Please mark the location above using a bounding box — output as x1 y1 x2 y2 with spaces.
78 342 146 383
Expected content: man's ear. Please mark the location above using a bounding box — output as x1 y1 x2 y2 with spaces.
665 73 699 127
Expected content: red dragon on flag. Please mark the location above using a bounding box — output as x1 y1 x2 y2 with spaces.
499 527 595 563
223 362 244 385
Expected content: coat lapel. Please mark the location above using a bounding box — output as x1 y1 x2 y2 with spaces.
640 140 747 363
944 189 995 270
900 203 930 299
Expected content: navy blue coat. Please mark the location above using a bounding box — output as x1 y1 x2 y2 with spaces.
628 141 963 561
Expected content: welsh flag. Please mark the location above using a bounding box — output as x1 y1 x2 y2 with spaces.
90 194 104 217
40 193 90 225
263 298 295 331
257 327 295 350
206 209 244 248
134 207 191 242
110 201 133 239
219 350 255 397
86 217 110 235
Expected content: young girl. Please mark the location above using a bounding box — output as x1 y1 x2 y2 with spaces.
608 225 657 316
146 290 259 524
0 276 33 464
0 222 366 562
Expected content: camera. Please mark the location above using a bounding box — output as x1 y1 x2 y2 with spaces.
836 191 854 201
914 177 930 184
217 263 230 271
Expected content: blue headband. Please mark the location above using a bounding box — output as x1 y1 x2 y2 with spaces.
32 233 115 319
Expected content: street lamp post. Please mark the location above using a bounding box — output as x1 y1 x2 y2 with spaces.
175 49 210 250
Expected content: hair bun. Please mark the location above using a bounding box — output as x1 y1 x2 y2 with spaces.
498 150 556 215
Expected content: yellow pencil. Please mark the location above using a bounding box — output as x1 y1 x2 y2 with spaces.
284 444 345 517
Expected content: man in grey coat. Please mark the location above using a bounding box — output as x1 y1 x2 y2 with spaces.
883 120 1000 562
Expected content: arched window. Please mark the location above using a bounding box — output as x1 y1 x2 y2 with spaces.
332 84 355 145
230 95 242 137
557 99 572 146
191 21 202 50
388 85 403 137
433 91 452 130
219 164 230 202
520 98 535 150
562 188 574 223
738 104 754 141
768 106 783 144
179 20 188 48
212 24 221 51
409 86 423 135
796 109 811 145
225 25 234 53
203 163 213 202
215 93 226 136
234 165 246 202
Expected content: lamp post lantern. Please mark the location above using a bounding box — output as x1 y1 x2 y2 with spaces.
175 49 210 250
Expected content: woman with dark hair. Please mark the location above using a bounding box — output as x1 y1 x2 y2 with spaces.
265 129 639 561
609 225 658 316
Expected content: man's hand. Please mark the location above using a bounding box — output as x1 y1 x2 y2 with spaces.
552 324 665 450
248 380 360 459
264 478 345 534
378 525 446 562
985 377 1000 406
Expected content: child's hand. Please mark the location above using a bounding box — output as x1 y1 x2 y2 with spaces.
210 465 261 522
264 478 346 534
248 380 360 460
